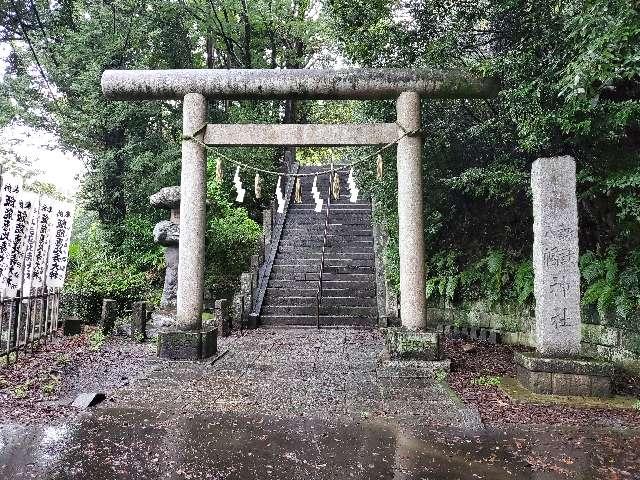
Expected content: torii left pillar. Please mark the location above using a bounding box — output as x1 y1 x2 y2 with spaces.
157 93 217 359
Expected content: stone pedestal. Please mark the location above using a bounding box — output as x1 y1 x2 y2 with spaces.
146 310 176 338
383 328 442 361
515 352 613 397
157 328 217 360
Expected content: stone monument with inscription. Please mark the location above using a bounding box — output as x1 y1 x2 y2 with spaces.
516 156 613 397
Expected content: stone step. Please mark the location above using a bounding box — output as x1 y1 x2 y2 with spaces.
280 228 372 235
284 221 373 229
286 207 370 215
277 246 374 255
288 205 370 212
285 215 371 224
264 296 377 307
260 314 377 327
270 269 375 280
262 305 377 316
269 271 375 281
282 226 372 233
278 238 373 245
273 257 375 267
278 239 373 247
287 208 370 215
266 279 376 290
278 249 375 260
265 286 376 297
279 235 373 243
273 258 375 267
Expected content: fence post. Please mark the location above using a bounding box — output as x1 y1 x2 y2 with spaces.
100 299 117 335
131 301 147 341
214 299 230 336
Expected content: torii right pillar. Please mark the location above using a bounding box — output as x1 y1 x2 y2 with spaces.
383 91 444 367
396 91 427 331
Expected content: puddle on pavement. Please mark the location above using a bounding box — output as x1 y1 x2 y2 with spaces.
1 408 637 479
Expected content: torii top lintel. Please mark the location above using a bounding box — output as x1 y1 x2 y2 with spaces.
101 68 498 101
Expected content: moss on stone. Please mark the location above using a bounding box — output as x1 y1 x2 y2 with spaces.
500 376 637 410
621 332 640 355
383 328 441 361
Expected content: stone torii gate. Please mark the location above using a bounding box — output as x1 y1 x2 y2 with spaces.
101 68 497 359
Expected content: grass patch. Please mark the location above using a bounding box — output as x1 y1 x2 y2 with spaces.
434 368 448 382
55 354 71 366
13 381 30 398
472 375 501 387
88 330 106 351
41 375 60 396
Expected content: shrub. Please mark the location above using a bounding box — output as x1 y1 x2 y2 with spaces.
205 178 261 298
65 222 154 320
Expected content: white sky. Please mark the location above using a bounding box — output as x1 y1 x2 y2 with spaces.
0 44 84 198
0 124 84 197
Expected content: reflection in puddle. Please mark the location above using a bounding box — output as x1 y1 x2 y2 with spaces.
1 409 638 479
40 424 70 465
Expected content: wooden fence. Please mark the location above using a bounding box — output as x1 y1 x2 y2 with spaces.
0 289 61 365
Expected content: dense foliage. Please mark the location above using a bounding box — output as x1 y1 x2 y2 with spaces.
330 0 640 323
2 0 639 324
1 0 324 310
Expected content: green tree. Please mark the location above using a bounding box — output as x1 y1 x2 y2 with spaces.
329 0 640 319
2 0 331 303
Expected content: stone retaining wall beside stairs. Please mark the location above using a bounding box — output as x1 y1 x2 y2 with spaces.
429 303 640 368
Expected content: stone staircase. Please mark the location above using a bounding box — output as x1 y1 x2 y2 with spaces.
260 166 378 327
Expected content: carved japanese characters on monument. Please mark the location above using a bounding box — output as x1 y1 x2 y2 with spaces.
531 156 581 357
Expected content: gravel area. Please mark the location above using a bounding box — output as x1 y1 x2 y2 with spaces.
107 328 481 428
2 327 639 431
1 328 640 479
0 327 156 424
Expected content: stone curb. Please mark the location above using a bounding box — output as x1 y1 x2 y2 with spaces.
514 351 614 377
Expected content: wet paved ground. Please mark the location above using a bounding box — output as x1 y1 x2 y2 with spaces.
1 328 639 479
110 329 479 427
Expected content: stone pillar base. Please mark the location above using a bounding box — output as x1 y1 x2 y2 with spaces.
515 351 614 397
379 356 451 379
157 328 217 360
383 327 442 361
